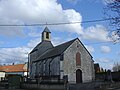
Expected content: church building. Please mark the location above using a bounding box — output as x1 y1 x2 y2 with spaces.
29 27 95 83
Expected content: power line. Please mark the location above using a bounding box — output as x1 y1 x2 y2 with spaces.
0 17 115 27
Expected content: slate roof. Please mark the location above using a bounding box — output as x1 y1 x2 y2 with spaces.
43 26 51 33
0 64 27 72
30 41 53 54
35 38 77 61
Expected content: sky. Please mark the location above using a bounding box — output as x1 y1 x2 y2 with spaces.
0 0 119 70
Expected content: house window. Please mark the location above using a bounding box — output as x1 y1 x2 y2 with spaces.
76 52 81 66
46 32 49 39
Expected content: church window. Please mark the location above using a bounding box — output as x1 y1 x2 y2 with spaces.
76 52 81 66
43 63 45 75
46 32 49 39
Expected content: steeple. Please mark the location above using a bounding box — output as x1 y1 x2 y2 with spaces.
42 27 51 42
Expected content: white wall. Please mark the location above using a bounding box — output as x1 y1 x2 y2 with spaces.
0 72 5 81
24 72 28 76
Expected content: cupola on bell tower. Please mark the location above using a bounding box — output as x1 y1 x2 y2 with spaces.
42 27 51 42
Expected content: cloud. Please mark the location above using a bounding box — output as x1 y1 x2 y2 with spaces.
67 0 80 4
0 0 83 37
52 37 65 46
95 58 112 70
0 36 67 64
0 0 111 42
0 47 31 64
27 38 40 48
0 18 25 37
28 29 41 37
102 64 113 70
101 45 111 53
0 36 41 64
96 58 111 63
82 25 110 42
0 0 115 66
85 45 95 53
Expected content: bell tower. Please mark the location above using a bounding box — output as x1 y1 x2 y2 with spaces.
42 27 51 42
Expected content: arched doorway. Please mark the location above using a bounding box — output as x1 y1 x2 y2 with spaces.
76 69 82 83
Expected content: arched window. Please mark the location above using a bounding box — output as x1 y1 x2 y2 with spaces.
76 52 81 66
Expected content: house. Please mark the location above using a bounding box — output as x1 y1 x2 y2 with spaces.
94 63 100 73
0 63 28 77
29 27 95 83
0 71 5 81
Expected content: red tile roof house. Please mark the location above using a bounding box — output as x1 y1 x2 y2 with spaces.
0 63 28 78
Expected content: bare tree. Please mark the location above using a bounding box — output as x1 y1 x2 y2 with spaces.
112 62 120 71
104 0 120 43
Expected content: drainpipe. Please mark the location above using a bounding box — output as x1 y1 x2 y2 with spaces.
27 53 29 79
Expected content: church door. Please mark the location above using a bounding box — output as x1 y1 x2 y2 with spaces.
76 69 82 83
